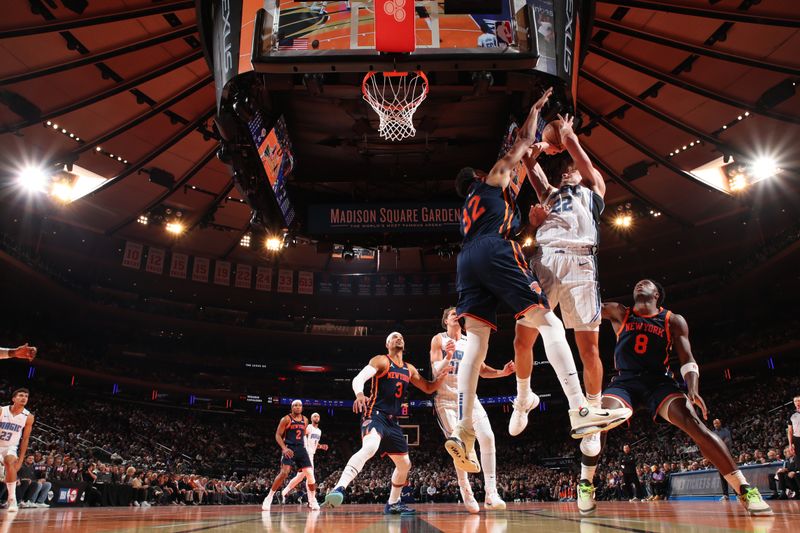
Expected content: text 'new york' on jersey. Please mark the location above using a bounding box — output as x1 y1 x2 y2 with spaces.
460 180 522 242
366 355 411 418
614 307 675 376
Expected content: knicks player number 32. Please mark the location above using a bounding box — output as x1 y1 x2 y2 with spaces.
462 195 485 234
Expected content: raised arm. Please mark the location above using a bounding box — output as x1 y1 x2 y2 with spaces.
601 302 627 330
670 313 706 420
522 152 557 202
352 355 390 413
486 88 553 189
0 344 37 361
480 361 515 379
558 114 606 197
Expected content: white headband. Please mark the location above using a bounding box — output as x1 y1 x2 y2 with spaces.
386 331 402 347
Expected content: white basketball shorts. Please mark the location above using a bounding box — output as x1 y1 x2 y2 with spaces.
533 250 601 331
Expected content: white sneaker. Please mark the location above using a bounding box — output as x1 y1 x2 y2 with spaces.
7 502 18 513
508 393 540 436
133 501 140 507
36 502 49 508
280 491 287 504
738 487 773 516
577 481 596 515
141 501 151 508
459 487 480 514
262 495 272 512
445 422 481 473
569 404 632 439
308 499 320 511
18 501 31 509
484 491 506 511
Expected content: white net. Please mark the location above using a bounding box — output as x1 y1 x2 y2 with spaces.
362 71 429 141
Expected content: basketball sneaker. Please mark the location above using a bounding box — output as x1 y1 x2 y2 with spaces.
459 487 480 514
577 480 597 515
484 490 506 511
738 486 773 516
384 502 416 515
261 494 272 512
569 405 632 439
322 486 345 508
445 422 481 473
508 393 540 436
308 497 320 511
279 490 287 505
8 501 18 513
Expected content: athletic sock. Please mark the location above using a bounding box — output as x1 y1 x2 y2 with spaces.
388 484 402 505
516 377 532 401
266 489 275 502
587 393 602 408
336 464 361 489
457 321 490 431
535 311 586 410
456 468 471 493
6 482 15 504
481 451 497 494
580 464 597 484
724 470 748 494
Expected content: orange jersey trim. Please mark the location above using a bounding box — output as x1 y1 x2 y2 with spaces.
457 312 497 331
514 303 546 320
663 310 673 366
509 240 530 278
615 308 631 338
499 188 511 235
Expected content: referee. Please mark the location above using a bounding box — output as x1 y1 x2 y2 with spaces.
788 395 800 456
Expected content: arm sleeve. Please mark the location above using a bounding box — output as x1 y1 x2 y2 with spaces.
0 348 9 359
352 365 378 396
431 357 450 376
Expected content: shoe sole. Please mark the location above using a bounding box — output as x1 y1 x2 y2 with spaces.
322 492 344 508
578 505 597 515
484 503 507 511
444 438 481 473
570 414 630 439
747 507 774 516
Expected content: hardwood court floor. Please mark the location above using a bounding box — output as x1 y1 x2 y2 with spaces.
2 501 798 532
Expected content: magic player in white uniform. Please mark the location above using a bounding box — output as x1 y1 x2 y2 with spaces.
281 412 328 505
1 389 34 513
431 307 514 513
523 113 608 470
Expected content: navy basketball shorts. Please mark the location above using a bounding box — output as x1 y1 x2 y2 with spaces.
281 444 312 469
361 410 408 456
604 372 686 423
456 236 550 328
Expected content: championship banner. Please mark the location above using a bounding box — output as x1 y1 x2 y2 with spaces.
277 269 294 293
298 271 314 295
357 276 372 296
169 252 188 279
214 260 231 286
121 241 143 269
393 275 409 296
317 273 334 295
192 257 210 283
409 275 425 296
235 264 252 289
255 266 272 291
145 247 165 275
428 274 442 296
307 203 462 234
375 275 390 297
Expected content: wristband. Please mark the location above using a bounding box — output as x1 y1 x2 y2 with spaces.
680 362 699 380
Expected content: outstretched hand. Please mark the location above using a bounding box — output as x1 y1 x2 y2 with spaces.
12 343 37 361
534 87 554 112
529 204 551 227
557 113 575 142
501 360 516 376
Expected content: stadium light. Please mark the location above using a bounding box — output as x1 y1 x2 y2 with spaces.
137 215 149 225
265 236 282 251
522 237 533 248
613 214 633 228
16 166 49 193
165 222 184 235
750 157 779 180
50 182 74 203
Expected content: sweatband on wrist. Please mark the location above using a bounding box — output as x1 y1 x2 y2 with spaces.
680 362 699 380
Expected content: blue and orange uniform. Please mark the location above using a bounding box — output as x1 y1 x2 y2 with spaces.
282 414 313 469
456 179 549 328
604 307 685 421
361 355 411 456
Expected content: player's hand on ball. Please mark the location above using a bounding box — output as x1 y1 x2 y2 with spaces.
353 393 369 413
444 339 456 358
556 113 575 142
282 447 294 458
534 87 553 111
688 391 708 420
501 360 515 376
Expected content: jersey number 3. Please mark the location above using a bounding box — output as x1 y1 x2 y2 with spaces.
395 382 404 398
462 195 486 234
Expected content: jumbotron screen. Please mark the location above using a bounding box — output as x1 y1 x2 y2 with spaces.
248 111 296 226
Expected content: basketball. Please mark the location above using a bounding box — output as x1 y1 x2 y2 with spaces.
542 119 563 149
311 39 320 49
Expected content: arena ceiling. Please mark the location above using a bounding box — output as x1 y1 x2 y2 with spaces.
0 0 798 280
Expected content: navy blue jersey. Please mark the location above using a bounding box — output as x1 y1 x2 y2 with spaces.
283 415 307 446
614 307 673 375
460 181 521 243
366 356 411 417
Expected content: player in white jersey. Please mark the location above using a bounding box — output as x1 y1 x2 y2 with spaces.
1 389 34 513
281 412 328 506
431 307 514 513
523 112 608 476
0 344 36 361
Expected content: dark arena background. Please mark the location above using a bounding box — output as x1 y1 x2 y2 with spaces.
0 1 799 532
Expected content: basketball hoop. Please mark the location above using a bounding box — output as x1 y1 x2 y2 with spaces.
362 71 429 141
